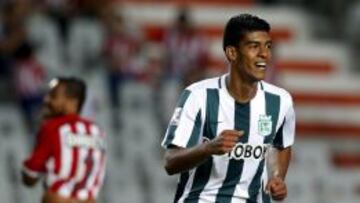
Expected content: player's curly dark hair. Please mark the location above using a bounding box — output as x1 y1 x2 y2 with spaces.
223 14 271 51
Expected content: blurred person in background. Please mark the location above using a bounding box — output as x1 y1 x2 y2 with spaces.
0 0 28 88
13 42 46 133
66 0 107 75
102 3 147 130
163 6 209 89
26 0 64 79
155 7 210 132
0 0 47 132
44 0 77 42
345 0 360 72
0 4 12 78
162 14 295 203
22 77 106 203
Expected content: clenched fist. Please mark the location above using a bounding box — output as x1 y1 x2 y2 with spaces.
204 130 243 155
266 176 287 201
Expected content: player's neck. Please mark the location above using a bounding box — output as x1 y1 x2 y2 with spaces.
64 104 78 115
226 74 258 103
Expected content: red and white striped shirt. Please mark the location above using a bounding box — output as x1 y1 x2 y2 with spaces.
23 114 106 201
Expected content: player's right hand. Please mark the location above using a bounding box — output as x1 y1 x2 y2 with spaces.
204 130 243 155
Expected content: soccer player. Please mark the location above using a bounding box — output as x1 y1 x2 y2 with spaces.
162 14 295 203
22 77 106 203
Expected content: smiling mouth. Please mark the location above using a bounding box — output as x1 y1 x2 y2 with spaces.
255 62 267 70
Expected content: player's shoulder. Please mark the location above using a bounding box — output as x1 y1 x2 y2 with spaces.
182 75 224 102
78 116 104 132
41 114 99 129
185 74 224 94
40 116 64 130
261 81 293 103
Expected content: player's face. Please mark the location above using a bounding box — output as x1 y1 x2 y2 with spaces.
235 31 272 82
42 81 68 118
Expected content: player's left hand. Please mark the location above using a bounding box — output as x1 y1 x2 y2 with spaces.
266 176 287 201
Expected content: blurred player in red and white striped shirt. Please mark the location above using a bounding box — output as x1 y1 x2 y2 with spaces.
22 77 106 203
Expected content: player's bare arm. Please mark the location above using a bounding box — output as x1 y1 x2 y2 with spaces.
266 146 292 201
164 130 243 175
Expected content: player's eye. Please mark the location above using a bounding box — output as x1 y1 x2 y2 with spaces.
266 43 272 49
249 43 259 49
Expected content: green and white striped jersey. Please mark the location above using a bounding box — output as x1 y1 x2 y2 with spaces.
162 74 296 203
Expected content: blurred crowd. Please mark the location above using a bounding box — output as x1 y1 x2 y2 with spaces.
0 0 223 134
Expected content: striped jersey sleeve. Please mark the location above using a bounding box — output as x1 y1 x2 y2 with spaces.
161 89 203 149
263 82 296 149
161 76 221 149
273 92 295 149
23 123 54 177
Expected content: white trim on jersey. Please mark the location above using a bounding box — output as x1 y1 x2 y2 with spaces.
75 122 87 181
58 124 74 198
81 124 101 199
73 122 88 199
59 124 73 179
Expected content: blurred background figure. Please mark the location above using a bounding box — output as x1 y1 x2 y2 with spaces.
163 6 209 89
0 0 46 133
102 3 148 131
155 6 210 132
13 42 46 133
26 0 64 79
66 0 106 75
0 0 360 203
22 77 106 203
345 0 360 73
0 0 28 100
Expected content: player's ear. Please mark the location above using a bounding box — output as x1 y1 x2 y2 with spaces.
225 46 237 62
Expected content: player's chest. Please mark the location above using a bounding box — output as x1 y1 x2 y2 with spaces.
204 100 279 142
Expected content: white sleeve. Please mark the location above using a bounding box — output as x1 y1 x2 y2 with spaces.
273 95 296 149
161 90 203 149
